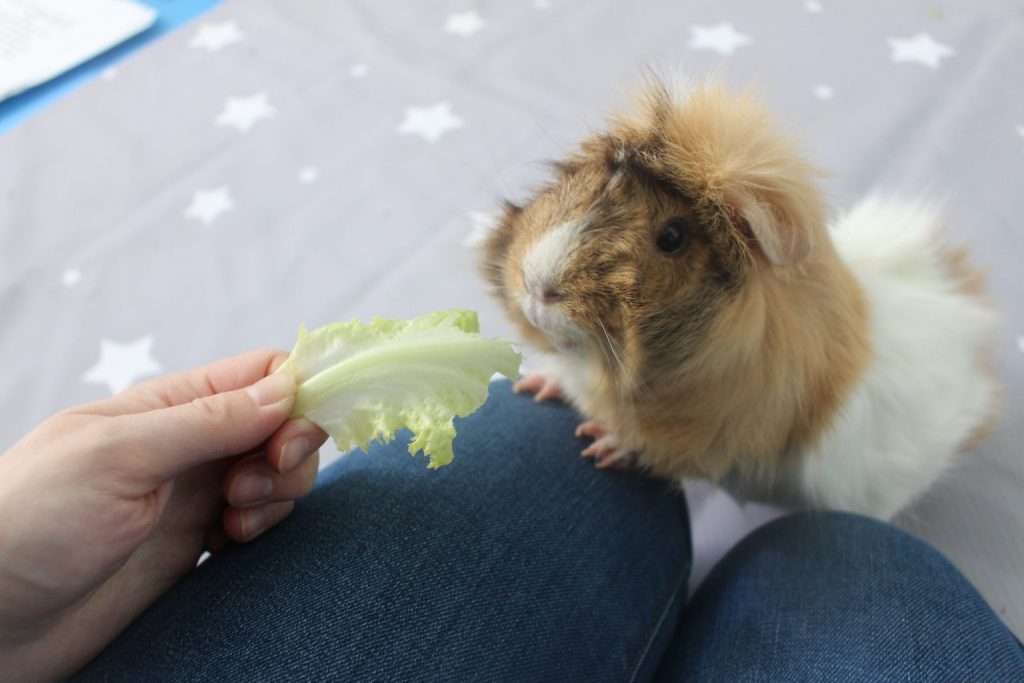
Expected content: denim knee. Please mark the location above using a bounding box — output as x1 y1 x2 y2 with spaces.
656 511 1024 682
76 381 692 682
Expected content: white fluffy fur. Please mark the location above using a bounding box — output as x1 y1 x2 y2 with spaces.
779 196 1000 517
521 220 582 297
519 221 587 349
527 349 602 416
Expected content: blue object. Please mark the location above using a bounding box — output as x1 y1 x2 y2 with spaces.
657 513 1024 680
0 0 222 135
72 382 1023 680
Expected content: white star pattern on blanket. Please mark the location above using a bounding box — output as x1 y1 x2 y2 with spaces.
688 23 751 56
82 336 162 395
445 11 485 37
814 84 834 100
397 102 464 143
888 33 954 68
190 21 243 51
216 93 275 132
62 268 81 287
184 186 234 224
298 166 319 183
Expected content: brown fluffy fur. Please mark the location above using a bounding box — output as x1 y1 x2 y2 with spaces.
482 81 871 484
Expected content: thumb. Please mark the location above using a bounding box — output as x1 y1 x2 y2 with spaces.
120 371 297 482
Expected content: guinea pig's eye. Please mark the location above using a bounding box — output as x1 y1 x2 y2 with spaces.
655 219 690 255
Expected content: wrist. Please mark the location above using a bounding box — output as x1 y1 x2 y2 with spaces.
0 633 64 683
0 456 76 681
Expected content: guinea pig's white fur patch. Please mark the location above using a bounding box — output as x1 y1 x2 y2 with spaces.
521 220 584 298
789 196 1000 516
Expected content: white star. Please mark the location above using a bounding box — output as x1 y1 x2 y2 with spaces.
444 11 485 37
1018 336 1024 354
190 21 243 51
463 210 498 246
397 102 464 143
62 268 82 287
888 33 954 68
298 166 319 184
813 84 834 100
215 93 275 133
350 63 369 78
1016 125 1024 151
534 0 551 8
804 0 823 12
100 67 118 81
184 186 234 225
83 335 162 395
689 23 751 56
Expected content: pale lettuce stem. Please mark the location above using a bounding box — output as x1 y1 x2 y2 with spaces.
292 335 513 416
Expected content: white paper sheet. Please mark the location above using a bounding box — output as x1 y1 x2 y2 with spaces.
0 0 156 101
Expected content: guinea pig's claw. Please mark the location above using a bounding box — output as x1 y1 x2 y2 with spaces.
513 374 565 402
594 453 629 470
575 421 607 440
581 436 628 468
578 423 632 469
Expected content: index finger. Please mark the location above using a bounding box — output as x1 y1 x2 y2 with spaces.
71 349 291 417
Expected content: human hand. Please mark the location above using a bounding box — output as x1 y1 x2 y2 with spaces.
0 350 327 681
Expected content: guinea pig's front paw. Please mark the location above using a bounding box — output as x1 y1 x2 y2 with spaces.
513 373 566 402
575 421 634 470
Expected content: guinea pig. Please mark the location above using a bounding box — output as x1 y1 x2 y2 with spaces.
480 79 999 520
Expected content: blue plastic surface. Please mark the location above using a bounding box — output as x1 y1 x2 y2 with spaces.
0 0 223 134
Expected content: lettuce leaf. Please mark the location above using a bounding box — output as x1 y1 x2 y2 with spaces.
277 309 520 468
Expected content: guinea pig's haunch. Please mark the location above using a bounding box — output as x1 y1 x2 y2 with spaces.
480 79 999 520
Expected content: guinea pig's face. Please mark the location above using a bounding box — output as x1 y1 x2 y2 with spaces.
482 135 749 370
483 81 826 380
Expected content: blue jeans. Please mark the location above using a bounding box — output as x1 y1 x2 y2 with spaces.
75 382 1024 681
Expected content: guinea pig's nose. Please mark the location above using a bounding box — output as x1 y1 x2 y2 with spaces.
542 287 564 304
523 272 564 304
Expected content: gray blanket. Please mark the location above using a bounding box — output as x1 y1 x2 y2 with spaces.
1 0 1021 638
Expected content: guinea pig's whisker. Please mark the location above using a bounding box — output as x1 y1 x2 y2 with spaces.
595 318 621 368
596 318 653 423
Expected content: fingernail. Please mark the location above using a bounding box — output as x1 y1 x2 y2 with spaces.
280 436 310 472
246 372 295 407
241 507 270 541
233 472 273 506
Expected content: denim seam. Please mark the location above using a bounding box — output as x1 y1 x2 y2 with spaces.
626 554 691 683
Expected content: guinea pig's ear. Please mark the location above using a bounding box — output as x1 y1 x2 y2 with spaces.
642 80 826 267
723 184 816 267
